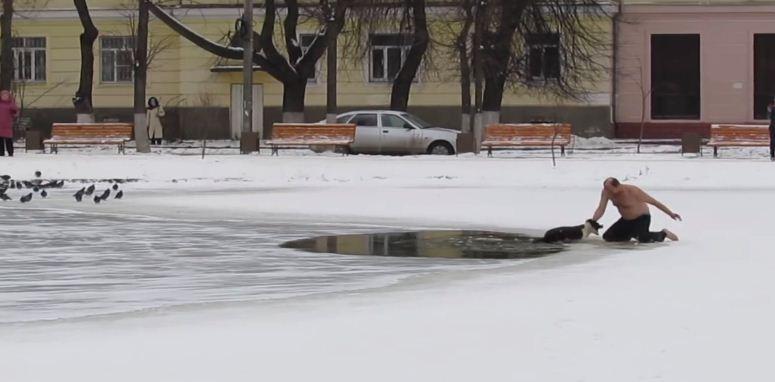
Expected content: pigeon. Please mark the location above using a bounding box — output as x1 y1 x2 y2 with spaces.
16 182 22 189
56 180 65 188
114 190 123 199
73 187 85 202
40 190 48 198
0 175 10 181
93 195 101 204
85 184 95 195
20 193 32 203
33 186 39 193
22 181 34 189
34 171 41 178
112 183 119 191
99 189 110 200
0 193 10 201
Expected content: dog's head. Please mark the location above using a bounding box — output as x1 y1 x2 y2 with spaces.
584 219 603 236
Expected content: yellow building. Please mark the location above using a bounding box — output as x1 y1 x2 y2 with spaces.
9 1 614 139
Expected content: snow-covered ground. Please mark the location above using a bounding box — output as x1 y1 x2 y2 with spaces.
1 144 774 381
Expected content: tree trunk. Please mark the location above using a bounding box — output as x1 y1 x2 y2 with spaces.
282 79 306 122
389 0 428 111
471 0 485 153
479 1 527 115
0 0 13 91
326 27 337 124
133 0 150 153
637 91 647 154
458 0 473 133
73 0 97 120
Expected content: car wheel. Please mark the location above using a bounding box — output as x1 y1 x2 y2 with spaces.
427 141 455 155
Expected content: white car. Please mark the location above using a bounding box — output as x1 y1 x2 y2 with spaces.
327 110 459 155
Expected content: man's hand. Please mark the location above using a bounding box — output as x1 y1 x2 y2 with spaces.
670 212 682 221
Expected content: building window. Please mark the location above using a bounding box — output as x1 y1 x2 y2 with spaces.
299 33 317 82
101 36 134 83
12 37 46 82
527 33 560 81
754 34 775 119
651 34 700 119
369 34 411 82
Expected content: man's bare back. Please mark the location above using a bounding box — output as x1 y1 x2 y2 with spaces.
592 177 681 242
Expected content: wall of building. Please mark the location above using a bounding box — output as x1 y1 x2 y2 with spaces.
615 4 775 138
11 3 613 138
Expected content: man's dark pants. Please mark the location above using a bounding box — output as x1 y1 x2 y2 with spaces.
603 214 666 243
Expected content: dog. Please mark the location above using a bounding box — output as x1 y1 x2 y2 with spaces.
538 219 603 243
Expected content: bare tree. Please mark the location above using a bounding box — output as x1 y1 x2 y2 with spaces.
345 0 430 111
115 1 176 152
133 0 151 152
391 0 428 111
148 0 351 123
73 0 98 122
628 59 652 154
472 0 609 126
433 0 474 131
0 0 13 90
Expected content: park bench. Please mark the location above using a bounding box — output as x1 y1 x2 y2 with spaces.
707 124 769 158
44 123 134 154
481 123 573 157
263 123 356 155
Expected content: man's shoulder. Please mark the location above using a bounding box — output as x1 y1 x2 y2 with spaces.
621 184 644 194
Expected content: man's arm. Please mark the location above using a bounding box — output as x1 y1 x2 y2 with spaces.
638 188 682 221
591 190 609 222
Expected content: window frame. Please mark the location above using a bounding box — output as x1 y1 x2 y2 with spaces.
349 113 379 127
526 33 561 83
11 37 47 83
101 36 135 84
650 33 701 120
368 34 412 83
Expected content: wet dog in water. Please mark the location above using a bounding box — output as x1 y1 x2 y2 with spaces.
538 219 603 243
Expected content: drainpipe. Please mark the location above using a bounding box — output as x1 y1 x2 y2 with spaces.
611 0 622 138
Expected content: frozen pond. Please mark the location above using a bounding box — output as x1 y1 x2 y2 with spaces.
0 207 535 324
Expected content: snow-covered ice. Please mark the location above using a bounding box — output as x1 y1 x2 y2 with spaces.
1 144 774 381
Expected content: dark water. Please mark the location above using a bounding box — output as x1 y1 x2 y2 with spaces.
281 231 565 259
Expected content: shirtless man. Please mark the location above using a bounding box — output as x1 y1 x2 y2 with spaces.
592 177 681 242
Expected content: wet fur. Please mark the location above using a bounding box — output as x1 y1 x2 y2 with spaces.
539 220 603 243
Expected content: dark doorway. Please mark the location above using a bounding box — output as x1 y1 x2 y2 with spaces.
651 34 700 119
754 34 775 120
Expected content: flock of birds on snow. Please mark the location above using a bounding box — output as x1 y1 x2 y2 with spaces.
0 171 124 204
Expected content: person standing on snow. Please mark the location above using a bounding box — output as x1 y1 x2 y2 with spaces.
147 97 165 145
767 98 775 161
592 177 681 242
0 90 19 157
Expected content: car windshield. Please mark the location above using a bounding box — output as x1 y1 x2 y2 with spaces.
400 113 433 129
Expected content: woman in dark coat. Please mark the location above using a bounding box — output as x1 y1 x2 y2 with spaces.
769 98 775 161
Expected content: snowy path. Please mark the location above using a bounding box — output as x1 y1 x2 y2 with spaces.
1 150 773 381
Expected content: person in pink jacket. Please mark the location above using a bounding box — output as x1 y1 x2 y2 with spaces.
0 90 19 157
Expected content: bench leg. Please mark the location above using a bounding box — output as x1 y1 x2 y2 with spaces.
487 146 493 157
271 145 278 156
713 146 718 158
561 145 566 156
